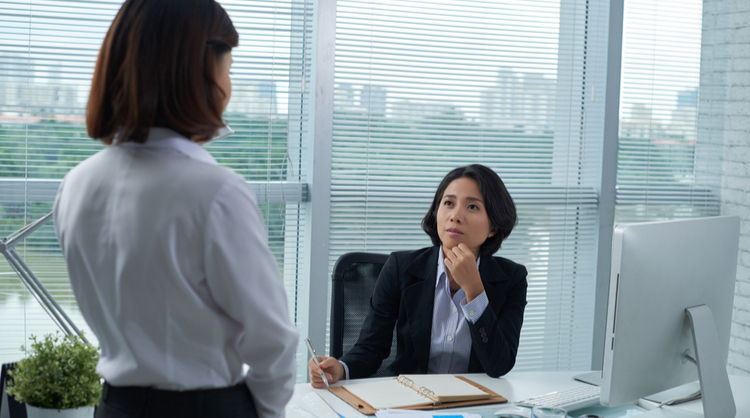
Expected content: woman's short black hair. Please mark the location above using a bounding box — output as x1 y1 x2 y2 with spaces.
421 164 517 257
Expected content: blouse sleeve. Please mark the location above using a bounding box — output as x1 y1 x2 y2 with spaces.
204 174 299 418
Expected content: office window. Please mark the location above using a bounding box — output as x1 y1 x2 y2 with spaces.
329 0 611 370
615 0 721 223
2 0 725 377
0 0 314 370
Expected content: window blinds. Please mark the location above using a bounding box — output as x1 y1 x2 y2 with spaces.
0 0 313 369
0 0 118 363
329 0 610 370
615 0 720 223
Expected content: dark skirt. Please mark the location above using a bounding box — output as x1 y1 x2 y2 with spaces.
95 382 258 418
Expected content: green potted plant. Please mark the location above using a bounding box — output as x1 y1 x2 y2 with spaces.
7 333 102 418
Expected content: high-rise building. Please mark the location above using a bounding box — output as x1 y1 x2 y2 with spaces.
480 69 555 135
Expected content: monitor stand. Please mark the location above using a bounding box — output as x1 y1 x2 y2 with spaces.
637 305 736 418
573 371 601 386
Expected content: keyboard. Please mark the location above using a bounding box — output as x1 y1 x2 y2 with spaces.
515 384 601 412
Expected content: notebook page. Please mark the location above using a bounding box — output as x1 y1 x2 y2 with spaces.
286 392 340 418
343 379 433 409
400 375 488 399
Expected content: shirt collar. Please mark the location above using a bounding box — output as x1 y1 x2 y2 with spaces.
435 245 481 289
116 127 218 166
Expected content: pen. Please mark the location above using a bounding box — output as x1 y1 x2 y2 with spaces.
304 337 330 388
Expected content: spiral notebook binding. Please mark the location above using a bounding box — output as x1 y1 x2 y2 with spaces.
396 376 414 387
396 376 440 404
417 387 440 404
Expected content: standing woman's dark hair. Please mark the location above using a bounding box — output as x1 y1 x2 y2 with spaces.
87 0 238 144
422 164 517 257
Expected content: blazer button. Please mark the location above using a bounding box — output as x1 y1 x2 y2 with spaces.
481 332 486 338
482 337 489 343
479 327 485 333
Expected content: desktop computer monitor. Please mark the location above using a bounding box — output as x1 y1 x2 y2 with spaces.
600 216 740 418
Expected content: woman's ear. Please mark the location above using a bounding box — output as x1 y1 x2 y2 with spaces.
488 227 498 238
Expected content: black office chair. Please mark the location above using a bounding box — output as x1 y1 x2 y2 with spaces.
330 252 397 377
1 362 27 418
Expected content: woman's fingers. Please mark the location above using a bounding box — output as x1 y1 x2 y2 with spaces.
456 243 473 257
445 244 474 272
308 356 327 387
444 244 482 298
308 355 344 387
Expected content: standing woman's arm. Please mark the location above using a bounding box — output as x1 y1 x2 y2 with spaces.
204 174 299 418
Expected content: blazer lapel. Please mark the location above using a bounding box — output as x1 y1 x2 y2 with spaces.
402 246 440 374
475 255 510 315
479 255 510 285
468 255 510 372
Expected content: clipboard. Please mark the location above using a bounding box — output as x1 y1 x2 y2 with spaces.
328 376 507 415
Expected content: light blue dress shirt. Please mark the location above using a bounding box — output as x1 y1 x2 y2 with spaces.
427 246 489 373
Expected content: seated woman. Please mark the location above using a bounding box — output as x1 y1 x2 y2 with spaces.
309 164 528 386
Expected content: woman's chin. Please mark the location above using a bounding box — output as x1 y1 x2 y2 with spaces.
441 239 463 251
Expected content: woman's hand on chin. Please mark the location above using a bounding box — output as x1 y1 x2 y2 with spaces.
444 243 484 302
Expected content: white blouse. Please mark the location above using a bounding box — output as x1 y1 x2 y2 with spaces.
53 128 298 418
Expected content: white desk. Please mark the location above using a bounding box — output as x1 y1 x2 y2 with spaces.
288 371 750 418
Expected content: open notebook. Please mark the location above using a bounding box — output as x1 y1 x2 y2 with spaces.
329 374 506 414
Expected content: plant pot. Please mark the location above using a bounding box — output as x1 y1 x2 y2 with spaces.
25 405 95 418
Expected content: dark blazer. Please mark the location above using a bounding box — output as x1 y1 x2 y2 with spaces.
340 245 528 379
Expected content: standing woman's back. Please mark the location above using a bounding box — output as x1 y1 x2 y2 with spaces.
53 1 298 418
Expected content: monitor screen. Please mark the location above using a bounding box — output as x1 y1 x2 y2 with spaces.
600 216 739 415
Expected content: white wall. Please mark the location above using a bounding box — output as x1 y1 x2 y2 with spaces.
701 0 750 375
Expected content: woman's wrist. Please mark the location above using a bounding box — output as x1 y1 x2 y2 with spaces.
464 282 484 302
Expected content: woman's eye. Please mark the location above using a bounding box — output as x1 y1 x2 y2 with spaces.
443 200 453 206
468 204 479 210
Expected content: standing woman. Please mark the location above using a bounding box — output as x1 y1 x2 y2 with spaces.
53 1 298 417
310 164 527 385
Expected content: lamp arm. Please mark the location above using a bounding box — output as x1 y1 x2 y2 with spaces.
0 212 89 344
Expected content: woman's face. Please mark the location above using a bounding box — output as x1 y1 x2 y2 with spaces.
436 177 496 258
216 51 233 113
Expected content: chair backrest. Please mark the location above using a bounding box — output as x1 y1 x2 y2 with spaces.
1 362 26 418
330 252 396 377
